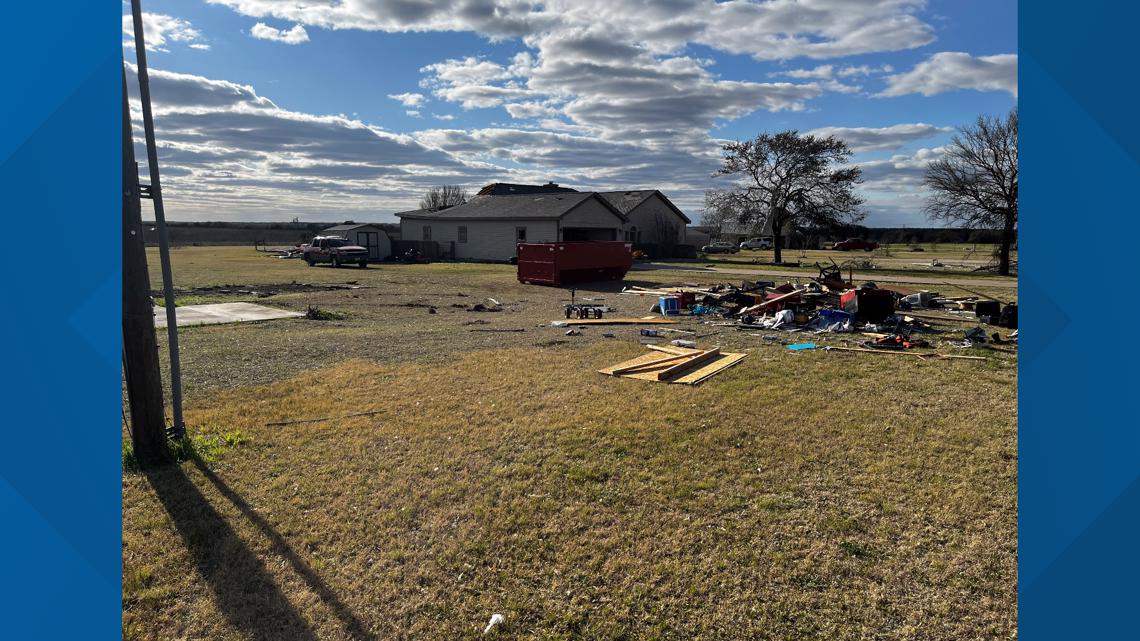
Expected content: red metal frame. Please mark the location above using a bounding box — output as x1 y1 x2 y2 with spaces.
516 241 634 286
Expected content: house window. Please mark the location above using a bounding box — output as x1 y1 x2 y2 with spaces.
422 225 431 241
516 226 527 242
629 226 639 243
458 226 467 243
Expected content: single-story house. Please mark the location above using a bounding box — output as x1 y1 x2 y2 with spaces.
599 190 690 245
320 223 392 260
396 192 628 261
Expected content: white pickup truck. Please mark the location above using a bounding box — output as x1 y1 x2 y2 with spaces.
739 237 773 250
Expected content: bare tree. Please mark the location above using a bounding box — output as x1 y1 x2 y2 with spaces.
420 184 468 209
700 190 739 239
712 131 863 263
925 108 1018 275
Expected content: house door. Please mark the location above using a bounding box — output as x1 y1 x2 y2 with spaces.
358 232 381 259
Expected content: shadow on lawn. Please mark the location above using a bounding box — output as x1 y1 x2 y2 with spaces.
147 459 375 641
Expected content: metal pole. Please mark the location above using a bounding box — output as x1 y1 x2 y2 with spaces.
131 0 184 435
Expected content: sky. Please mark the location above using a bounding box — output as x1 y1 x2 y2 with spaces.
123 0 1017 226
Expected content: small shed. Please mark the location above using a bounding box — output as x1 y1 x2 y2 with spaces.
321 223 392 260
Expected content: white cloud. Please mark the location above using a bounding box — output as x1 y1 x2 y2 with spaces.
153 1 978 222
807 123 953 152
249 22 310 44
854 146 953 225
388 92 426 107
405 110 422 118
418 57 530 109
880 52 1018 97
122 12 208 52
421 57 513 86
505 102 561 120
778 65 835 80
123 64 496 220
205 0 939 149
207 0 934 60
838 64 892 77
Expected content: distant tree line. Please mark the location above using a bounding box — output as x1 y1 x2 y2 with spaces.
144 221 401 246
837 226 1012 246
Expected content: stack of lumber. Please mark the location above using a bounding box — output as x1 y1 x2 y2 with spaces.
598 345 747 385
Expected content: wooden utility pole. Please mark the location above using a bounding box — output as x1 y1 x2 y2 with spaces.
131 0 185 435
122 66 168 466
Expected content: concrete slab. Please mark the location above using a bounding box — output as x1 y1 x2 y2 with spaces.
154 302 303 328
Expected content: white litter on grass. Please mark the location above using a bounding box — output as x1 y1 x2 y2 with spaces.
483 613 505 634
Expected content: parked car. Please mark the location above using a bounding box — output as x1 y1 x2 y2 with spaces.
701 242 740 254
832 238 880 251
740 237 773 250
303 236 369 267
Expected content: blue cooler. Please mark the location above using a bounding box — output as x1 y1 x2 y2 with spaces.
659 296 681 315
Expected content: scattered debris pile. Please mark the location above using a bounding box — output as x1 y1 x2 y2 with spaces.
620 273 1017 358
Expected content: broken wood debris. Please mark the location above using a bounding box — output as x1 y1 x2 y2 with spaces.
599 345 746 385
821 346 986 361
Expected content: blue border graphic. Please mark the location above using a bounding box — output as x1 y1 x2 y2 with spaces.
0 2 121 638
1020 1 1140 638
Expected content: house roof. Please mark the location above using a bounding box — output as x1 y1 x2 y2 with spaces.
476 182 579 196
323 223 384 232
599 190 692 224
395 192 627 222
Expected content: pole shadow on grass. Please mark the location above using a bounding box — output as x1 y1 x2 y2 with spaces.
147 459 375 641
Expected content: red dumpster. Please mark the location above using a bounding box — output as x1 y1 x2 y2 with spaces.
517 241 634 286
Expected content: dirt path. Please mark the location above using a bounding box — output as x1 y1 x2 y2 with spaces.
636 263 1019 289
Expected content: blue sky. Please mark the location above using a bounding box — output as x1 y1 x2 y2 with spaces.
124 0 1017 225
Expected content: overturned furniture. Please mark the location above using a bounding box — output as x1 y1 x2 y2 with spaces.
598 345 747 385
517 241 633 286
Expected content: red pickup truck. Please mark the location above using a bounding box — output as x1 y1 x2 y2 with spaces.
832 238 880 251
303 236 369 267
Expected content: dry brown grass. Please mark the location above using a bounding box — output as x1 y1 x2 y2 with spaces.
126 246 1017 640
125 347 1015 640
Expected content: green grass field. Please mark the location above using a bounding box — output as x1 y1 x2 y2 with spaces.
124 246 1017 640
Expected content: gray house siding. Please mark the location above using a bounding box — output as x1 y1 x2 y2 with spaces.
622 195 688 245
399 218 559 261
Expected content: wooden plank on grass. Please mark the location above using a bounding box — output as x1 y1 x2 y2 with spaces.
644 344 700 356
671 352 748 384
598 346 746 384
655 348 721 381
822 346 986 361
610 351 699 374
